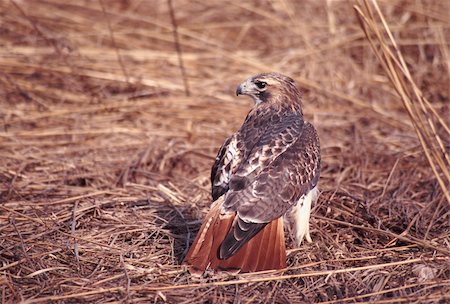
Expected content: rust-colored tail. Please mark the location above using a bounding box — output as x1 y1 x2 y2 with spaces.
184 199 286 273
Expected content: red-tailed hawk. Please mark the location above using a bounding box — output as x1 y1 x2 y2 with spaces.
185 73 321 273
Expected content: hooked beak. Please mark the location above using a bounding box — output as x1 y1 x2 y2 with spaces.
235 78 265 104
236 84 243 96
235 79 255 97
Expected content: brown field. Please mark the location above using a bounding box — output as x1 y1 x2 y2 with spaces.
1 0 449 303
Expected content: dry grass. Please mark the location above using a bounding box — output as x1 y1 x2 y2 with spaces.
0 0 449 303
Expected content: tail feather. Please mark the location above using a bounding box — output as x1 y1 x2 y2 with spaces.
184 198 287 273
258 220 273 270
263 218 283 270
273 217 286 269
247 222 270 271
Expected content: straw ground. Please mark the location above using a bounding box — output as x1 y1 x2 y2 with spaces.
0 0 449 303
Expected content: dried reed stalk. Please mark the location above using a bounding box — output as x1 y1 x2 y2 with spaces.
354 0 450 203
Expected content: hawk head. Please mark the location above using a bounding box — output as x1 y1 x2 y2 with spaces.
236 72 302 107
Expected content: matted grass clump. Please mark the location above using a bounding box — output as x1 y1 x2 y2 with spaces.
0 0 449 302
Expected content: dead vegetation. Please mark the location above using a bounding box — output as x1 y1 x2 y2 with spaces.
0 0 449 303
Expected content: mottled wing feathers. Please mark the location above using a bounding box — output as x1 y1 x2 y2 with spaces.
211 109 304 203
209 106 320 259
211 136 232 201
229 121 320 223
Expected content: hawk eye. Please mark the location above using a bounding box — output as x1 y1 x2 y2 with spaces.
255 81 266 89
